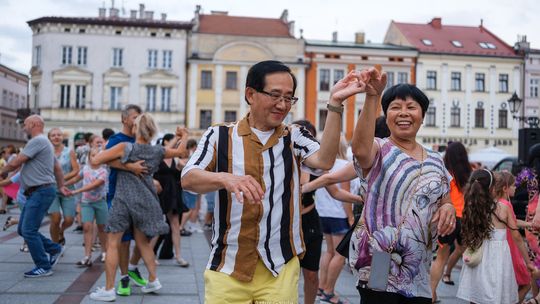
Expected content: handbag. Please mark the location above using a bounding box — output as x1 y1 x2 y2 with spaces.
336 213 361 258
463 244 484 267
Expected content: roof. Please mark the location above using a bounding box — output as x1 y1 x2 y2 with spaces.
306 39 416 51
197 14 293 38
391 19 519 58
0 64 28 82
27 16 192 30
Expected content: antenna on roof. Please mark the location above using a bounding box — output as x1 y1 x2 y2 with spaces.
121 0 126 15
480 19 483 27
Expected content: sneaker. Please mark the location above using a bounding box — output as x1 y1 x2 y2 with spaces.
128 268 148 287
73 225 83 233
24 267 53 278
180 229 192 236
116 276 131 296
49 246 64 267
90 287 116 302
175 258 189 268
20 243 29 252
101 252 106 262
203 223 212 231
141 278 162 293
76 256 92 267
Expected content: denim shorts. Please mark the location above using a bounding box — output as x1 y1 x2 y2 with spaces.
81 200 108 225
183 191 198 209
319 216 350 235
205 192 216 212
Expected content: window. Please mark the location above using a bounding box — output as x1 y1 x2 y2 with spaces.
426 105 436 127
486 42 496 49
318 109 328 131
162 50 172 69
451 40 463 48
426 71 437 90
62 46 72 65
499 74 509 93
77 47 87 66
60 84 70 108
160 87 171 112
148 49 158 69
499 109 508 128
110 87 122 110
398 72 408 84
75 85 86 109
475 105 485 128
386 72 395 89
2 89 7 106
224 110 237 122
333 69 344 85
200 110 212 129
146 85 157 111
530 79 539 98
33 84 39 108
421 39 432 46
478 42 489 49
34 46 41 67
225 71 237 90
451 72 461 91
319 69 330 91
450 104 460 127
475 73 485 92
112 48 123 67
200 71 212 89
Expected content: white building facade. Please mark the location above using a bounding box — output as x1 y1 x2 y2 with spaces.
27 5 192 142
0 64 28 146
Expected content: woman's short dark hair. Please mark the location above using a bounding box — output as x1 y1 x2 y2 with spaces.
292 119 317 138
245 60 297 105
187 139 198 150
102 128 115 141
381 84 430 118
161 133 174 146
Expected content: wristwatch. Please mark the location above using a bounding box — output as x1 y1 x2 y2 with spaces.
326 103 344 114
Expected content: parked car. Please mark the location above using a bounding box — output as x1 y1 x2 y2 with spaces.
492 156 528 221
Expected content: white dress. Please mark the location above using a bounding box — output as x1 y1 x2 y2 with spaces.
456 229 518 304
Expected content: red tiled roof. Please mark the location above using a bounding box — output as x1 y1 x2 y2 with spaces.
392 19 519 58
198 14 293 38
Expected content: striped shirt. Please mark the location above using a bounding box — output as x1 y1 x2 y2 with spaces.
182 115 320 282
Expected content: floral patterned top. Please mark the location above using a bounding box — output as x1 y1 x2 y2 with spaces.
351 138 451 298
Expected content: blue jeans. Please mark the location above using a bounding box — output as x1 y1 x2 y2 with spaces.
18 185 61 270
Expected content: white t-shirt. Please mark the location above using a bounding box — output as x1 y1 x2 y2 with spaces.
315 158 350 218
251 127 275 145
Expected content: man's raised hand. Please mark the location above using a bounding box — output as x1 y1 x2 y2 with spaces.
329 70 367 104
364 68 387 97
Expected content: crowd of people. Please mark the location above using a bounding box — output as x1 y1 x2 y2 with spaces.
1 59 540 304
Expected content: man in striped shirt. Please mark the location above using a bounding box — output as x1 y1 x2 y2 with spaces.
182 60 367 303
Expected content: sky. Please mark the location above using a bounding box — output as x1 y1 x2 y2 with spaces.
0 0 538 74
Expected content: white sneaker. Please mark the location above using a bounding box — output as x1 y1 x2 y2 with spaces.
101 252 106 262
141 278 162 293
90 287 116 302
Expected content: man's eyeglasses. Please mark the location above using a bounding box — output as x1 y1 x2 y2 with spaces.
257 90 299 105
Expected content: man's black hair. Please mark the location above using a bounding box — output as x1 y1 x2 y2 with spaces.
244 60 297 105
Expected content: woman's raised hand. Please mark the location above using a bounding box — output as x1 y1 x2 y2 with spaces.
175 126 189 139
363 68 387 97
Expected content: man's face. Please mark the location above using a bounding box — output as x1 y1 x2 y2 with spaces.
123 109 140 136
246 72 294 130
22 118 33 139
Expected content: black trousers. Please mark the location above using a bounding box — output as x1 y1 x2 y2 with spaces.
358 286 431 304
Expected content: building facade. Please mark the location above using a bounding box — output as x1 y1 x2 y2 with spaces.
27 4 192 142
0 64 28 146
187 7 305 131
304 33 417 140
385 18 522 154
515 36 540 122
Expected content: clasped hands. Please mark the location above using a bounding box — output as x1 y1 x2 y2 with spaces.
329 67 388 105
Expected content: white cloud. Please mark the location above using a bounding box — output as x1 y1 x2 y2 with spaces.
0 0 538 73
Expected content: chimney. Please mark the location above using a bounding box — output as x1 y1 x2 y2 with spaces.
110 8 119 18
161 13 167 21
280 9 289 23
332 31 338 43
355 32 365 44
288 21 295 37
139 3 145 19
514 35 530 53
130 10 137 19
98 7 106 18
429 17 442 29
144 11 154 20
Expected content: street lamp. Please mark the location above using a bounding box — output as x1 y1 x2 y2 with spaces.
508 91 539 128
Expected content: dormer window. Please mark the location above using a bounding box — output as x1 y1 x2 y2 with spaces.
486 42 496 49
451 40 463 47
479 42 488 49
422 39 433 46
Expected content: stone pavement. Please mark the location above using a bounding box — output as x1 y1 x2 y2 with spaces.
0 207 467 303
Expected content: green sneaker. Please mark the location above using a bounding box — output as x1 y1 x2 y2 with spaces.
128 268 148 287
116 276 131 296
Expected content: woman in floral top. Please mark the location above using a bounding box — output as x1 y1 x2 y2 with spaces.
350 69 456 303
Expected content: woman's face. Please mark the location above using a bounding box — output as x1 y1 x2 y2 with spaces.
48 129 64 146
90 137 104 149
386 97 423 140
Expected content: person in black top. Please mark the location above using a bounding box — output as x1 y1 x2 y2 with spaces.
153 134 189 267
